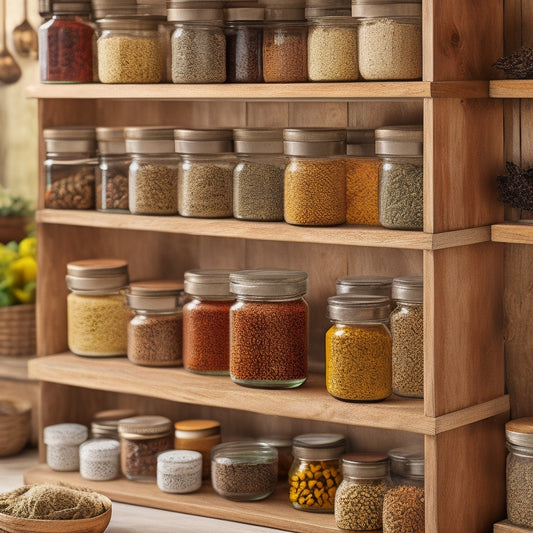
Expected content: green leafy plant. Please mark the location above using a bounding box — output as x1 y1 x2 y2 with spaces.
0 186 34 217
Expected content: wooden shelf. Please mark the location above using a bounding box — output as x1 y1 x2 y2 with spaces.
36 210 492 251
493 520 533 532
0 356 34 381
489 80 533 98
492 222 533 244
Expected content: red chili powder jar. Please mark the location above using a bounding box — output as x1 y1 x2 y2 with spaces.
229 269 308 389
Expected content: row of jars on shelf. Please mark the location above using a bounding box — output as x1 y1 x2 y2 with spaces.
39 0 422 84
66 259 424 400
45 125 424 230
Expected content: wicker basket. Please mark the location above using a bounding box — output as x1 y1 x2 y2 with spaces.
0 304 36 357
0 398 32 457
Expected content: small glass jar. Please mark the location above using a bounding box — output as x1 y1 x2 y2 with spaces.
376 125 423 230
326 295 392 402
96 127 130 213
43 127 97 210
118 415 174 482
390 276 424 398
346 129 381 226
91 408 138 439
387 445 424 486
257 435 293 480
174 419 222 479
211 441 278 501
233 128 286 221
126 280 184 367
229 269 308 389
352 0 422 81
97 17 163 83
43 423 88 471
506 418 533 528
335 453 391 530
66 259 130 357
284 128 346 226
183 270 234 375
157 450 203 494
79 438 121 481
125 127 180 215
336 276 393 299
289 433 345 513
175 129 235 218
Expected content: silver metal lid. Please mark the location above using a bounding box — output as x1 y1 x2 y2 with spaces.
375 125 423 157
327 294 391 323
352 0 422 18
44 127 96 154
224 7 265 20
96 127 126 155
167 8 224 21
66 259 129 293
342 452 389 478
174 129 233 154
229 269 307 298
292 433 345 460
388 445 424 478
124 127 176 154
346 129 376 157
97 16 161 30
51 1 92 15
264 7 306 20
283 128 346 157
118 415 173 438
256 435 293 449
184 269 233 298
126 280 184 311
233 128 284 155
506 418 533 448
336 276 393 297
392 275 423 303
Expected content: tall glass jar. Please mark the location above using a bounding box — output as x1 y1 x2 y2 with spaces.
183 269 234 375
229 269 308 389
175 129 235 218
376 125 423 230
233 128 286 221
289 433 345 513
126 280 184 367
66 259 130 357
336 276 392 299
125 127 180 215
390 276 423 398
43 127 97 210
284 128 346 226
326 295 392 402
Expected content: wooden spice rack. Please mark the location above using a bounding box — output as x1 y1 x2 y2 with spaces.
493 521 533 533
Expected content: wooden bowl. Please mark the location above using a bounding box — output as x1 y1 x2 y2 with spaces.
0 398 31 457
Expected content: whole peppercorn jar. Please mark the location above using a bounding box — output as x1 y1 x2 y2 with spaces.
229 269 308 389
326 295 392 402
175 129 235 218
284 128 346 226
233 128 287 222
157 450 203 494
352 0 422 81
335 453 391 530
390 276 424 398
38 0 95 82
376 125 423 231
126 280 184 367
183 269 234 375
96 127 130 213
79 438 121 481
336 276 393 299
257 435 293 480
43 127 97 210
289 433 345 513
505 418 533 528
125 127 180 215
118 415 174 482
66 259 130 357
43 423 88 471
91 408 138 439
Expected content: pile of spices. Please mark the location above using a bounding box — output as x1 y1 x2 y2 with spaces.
376 125 423 230
126 280 184 367
289 433 345 512
43 423 88 472
229 269 308 389
157 450 203 494
79 439 121 481
335 453 390 530
211 442 278 501
336 276 393 299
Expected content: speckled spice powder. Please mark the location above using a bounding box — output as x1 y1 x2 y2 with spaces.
263 25 307 82
130 163 179 215
212 460 277 500
382 485 425 533
507 453 533 527
346 157 381 225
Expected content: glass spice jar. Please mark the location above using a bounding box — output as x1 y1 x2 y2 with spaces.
66 259 130 357
79 438 121 481
336 276 393 299
183 269 234 375
43 127 97 210
326 295 392 402
284 128 346 226
256 435 293 480
91 408 138 439
229 269 308 389
118 415 174 482
157 450 203 494
126 280 184 367
43 423 88 472
390 276 424 398
233 128 286 221
289 433 345 513
376 125 423 230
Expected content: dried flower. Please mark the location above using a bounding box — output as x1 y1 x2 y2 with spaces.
497 161 533 212
493 47 533 79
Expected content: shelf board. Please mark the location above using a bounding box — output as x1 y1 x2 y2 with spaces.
28 354 509 436
0 356 34 381
492 222 533 244
489 80 533 98
36 210 491 251
493 520 533 532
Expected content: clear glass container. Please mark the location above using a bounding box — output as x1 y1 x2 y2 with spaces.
326 295 392 402
66 259 130 357
257 435 293 480
43 423 88 471
229 269 308 389
211 441 278 501
336 276 393 299
91 408 138 439
175 129 235 218
335 453 391 530
118 415 174 482
43 127 97 210
233 128 286 221
157 450 203 493
387 445 424 486
126 280 184 367
284 128 346 226
183 270 234 375
352 0 422 80
376 125 423 230
79 438 121 481
289 433 345 512
390 276 424 398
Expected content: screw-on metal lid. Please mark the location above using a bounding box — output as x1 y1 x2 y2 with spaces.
174 129 233 155
44 127 96 154
184 269 233 298
233 128 284 155
126 280 184 311
167 7 224 21
44 423 89 446
51 1 92 15
292 433 346 460
352 0 422 18
224 7 265 20
375 125 423 157
336 276 393 297
96 127 126 155
174 419 221 438
388 445 424 478
506 418 533 448
342 452 389 478
118 415 173 439
392 275 423 303
124 127 176 154
256 435 293 449
66 259 129 293
283 128 346 157
306 0 351 18
346 129 376 157
327 295 391 323
229 269 307 298
97 16 161 30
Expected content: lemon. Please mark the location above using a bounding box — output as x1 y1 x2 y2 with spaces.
0 245 18 267
18 237 37 258
9 256 37 285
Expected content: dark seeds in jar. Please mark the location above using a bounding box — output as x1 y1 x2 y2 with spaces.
212 460 277 500
45 168 95 209
121 434 173 480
